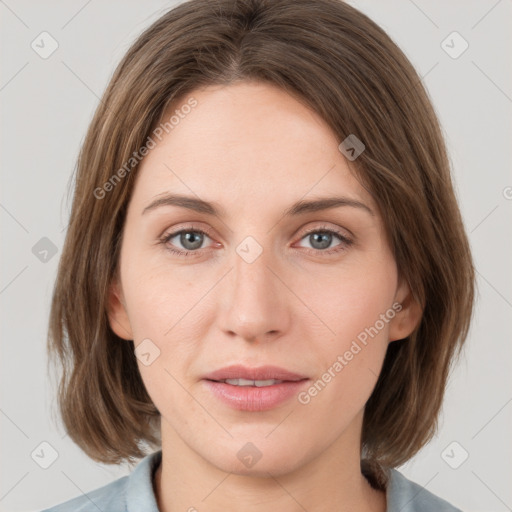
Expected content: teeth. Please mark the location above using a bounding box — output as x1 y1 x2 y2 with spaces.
223 378 283 387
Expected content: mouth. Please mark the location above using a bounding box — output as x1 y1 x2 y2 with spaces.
202 365 310 411
202 364 308 382
208 378 291 387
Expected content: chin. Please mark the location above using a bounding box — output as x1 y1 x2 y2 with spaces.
203 435 309 477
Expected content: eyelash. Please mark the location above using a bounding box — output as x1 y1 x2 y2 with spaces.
159 224 353 258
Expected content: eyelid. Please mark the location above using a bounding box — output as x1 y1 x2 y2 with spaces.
158 222 214 240
297 223 352 241
159 224 216 248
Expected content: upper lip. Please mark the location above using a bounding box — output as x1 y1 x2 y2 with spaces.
203 365 309 382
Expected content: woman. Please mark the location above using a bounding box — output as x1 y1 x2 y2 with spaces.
44 0 474 510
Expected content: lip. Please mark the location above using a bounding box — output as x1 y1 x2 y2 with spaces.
202 364 308 382
203 380 310 411
202 365 310 411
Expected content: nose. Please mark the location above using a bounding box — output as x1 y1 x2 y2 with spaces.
217 242 291 343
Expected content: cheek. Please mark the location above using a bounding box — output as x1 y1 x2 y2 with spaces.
125 265 203 416
298 259 396 402
297 256 397 342
121 257 209 385
121 252 195 337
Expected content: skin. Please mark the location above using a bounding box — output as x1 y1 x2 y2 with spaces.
108 81 421 512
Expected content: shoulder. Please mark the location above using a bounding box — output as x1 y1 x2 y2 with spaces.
40 475 128 512
386 468 463 512
40 450 162 512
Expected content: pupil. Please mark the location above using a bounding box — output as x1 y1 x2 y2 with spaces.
311 232 331 250
181 232 203 250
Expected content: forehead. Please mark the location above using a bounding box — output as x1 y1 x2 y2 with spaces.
130 81 376 216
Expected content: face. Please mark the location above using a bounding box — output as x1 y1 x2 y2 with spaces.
108 81 419 476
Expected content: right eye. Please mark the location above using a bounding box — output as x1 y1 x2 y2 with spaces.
160 228 216 256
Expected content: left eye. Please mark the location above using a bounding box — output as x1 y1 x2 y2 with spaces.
297 229 351 251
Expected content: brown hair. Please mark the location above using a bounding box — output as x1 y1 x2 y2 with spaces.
47 0 475 477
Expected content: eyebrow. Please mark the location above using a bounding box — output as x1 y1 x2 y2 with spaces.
142 193 374 217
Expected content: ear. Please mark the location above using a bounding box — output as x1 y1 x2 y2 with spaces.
388 277 423 342
107 278 133 340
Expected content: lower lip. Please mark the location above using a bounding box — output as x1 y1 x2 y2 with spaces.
203 379 309 411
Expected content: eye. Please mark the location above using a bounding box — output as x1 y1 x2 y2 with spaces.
295 225 353 254
160 228 215 257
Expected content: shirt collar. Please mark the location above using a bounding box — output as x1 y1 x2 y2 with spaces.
125 449 162 512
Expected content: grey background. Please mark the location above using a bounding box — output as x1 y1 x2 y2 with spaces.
1 1 511 511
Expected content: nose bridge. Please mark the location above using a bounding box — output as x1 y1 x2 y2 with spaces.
219 236 290 341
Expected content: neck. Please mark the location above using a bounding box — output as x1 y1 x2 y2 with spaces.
153 418 387 512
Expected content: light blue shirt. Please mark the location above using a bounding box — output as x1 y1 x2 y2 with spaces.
41 450 462 511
